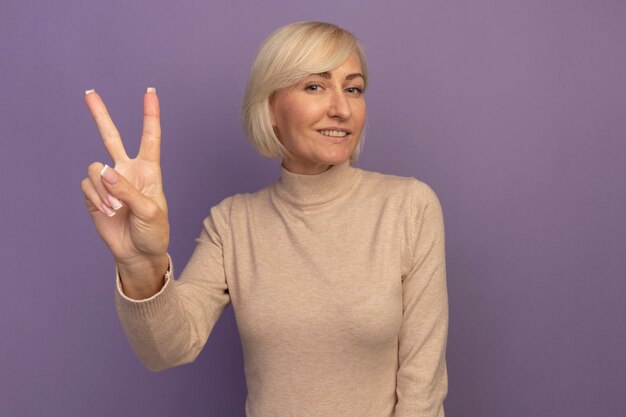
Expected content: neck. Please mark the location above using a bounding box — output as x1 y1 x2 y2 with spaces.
273 160 360 207
281 159 332 175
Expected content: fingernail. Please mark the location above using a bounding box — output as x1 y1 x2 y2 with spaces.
85 89 95 95
147 87 156 93
107 194 123 210
100 164 118 184
100 203 116 217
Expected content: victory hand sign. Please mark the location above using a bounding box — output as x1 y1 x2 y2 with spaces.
80 88 170 299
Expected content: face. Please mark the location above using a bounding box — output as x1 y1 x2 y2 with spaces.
270 52 366 175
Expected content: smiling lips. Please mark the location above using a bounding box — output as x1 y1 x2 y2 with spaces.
318 129 349 138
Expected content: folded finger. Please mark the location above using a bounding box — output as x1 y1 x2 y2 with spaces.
81 176 116 217
84 90 130 163
87 162 124 215
99 164 161 220
138 87 161 162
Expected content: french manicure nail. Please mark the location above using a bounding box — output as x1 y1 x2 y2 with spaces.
147 87 156 93
101 203 116 217
85 89 95 95
107 194 123 210
100 164 118 184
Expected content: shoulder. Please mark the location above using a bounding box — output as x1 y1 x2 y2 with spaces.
355 167 441 209
207 184 273 219
200 186 274 243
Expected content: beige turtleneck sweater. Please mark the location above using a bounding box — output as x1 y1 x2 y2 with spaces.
114 162 448 417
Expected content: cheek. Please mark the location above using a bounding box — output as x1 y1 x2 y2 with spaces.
279 105 320 131
356 102 367 124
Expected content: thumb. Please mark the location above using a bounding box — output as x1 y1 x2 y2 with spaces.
100 165 159 219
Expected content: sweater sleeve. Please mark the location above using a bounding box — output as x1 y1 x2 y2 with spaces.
395 181 449 417
113 197 233 372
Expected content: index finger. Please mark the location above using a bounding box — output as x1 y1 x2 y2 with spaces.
138 87 161 163
84 90 129 163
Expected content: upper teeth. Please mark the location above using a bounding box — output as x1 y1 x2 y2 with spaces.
320 130 348 137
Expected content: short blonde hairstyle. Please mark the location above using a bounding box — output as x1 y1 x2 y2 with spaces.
241 21 368 161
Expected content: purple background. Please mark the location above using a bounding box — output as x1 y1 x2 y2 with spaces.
1 0 625 415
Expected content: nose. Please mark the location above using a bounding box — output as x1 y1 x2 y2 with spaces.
327 89 351 120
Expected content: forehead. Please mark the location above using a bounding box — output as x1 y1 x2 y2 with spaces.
314 52 363 79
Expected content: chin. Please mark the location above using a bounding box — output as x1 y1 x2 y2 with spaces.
320 153 352 166
322 145 356 163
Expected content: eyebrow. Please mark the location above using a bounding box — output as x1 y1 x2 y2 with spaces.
315 72 365 81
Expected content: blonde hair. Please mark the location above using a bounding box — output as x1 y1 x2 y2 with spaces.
241 21 368 161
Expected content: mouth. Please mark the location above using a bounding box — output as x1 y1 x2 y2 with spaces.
317 129 350 142
318 129 349 137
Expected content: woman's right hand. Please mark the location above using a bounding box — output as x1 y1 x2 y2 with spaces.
80 89 170 297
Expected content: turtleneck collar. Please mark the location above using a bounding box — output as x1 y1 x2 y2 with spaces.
273 161 360 207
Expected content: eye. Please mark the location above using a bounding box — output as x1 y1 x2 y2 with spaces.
304 83 322 92
345 86 363 95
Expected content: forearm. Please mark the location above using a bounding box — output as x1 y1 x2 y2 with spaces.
114 273 202 372
114 249 230 372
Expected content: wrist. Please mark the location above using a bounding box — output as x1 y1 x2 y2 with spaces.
116 254 169 299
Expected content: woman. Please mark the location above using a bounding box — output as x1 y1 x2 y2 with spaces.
81 21 448 417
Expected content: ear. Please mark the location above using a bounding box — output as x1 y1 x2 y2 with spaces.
268 92 277 126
